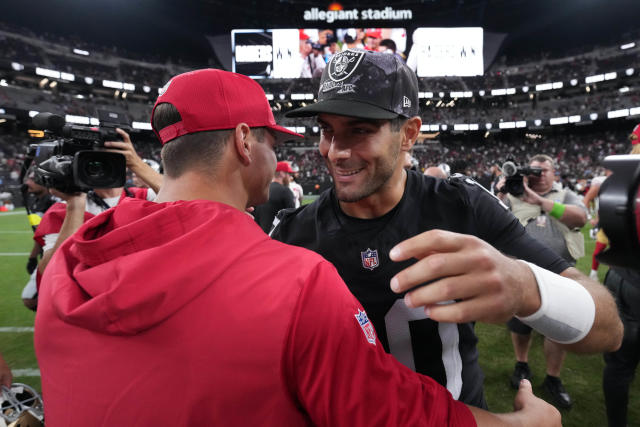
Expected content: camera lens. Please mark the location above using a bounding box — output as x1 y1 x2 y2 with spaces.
84 160 110 178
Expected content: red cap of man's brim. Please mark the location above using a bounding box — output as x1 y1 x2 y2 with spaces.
276 161 293 173
151 69 303 145
630 124 640 145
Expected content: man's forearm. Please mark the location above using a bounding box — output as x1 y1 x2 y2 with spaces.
558 267 623 353
130 161 162 193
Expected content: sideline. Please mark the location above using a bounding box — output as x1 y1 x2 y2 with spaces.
0 327 34 332
12 368 40 377
0 253 30 256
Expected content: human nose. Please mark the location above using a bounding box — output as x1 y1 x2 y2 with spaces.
326 136 351 161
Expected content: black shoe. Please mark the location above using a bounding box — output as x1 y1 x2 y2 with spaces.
510 362 532 389
543 375 573 409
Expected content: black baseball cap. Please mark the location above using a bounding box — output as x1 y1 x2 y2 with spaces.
286 49 419 120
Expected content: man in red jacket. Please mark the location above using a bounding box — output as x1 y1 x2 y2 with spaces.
35 69 558 426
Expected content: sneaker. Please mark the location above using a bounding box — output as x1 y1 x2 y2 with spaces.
510 362 532 389
589 270 599 280
543 375 573 409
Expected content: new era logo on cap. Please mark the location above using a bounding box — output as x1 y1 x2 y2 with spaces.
286 49 419 121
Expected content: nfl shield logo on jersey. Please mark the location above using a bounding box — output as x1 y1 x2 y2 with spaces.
354 309 376 345
361 248 379 271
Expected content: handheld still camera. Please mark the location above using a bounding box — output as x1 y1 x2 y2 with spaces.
596 154 640 270
499 161 543 197
24 110 129 193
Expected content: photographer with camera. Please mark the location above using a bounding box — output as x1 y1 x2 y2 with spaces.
497 154 588 409
34 128 161 279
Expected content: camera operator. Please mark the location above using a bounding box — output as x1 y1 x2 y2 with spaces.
602 132 640 427
497 154 588 409
35 128 162 278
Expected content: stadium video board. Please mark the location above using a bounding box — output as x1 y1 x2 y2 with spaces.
231 28 407 79
406 27 484 77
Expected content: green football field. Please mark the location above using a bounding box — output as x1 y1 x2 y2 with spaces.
1 207 638 425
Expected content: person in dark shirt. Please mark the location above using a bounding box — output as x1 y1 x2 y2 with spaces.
270 48 622 408
254 161 295 232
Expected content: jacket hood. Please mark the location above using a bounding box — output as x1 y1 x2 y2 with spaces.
45 198 267 335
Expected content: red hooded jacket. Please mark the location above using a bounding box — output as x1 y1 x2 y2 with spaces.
35 198 474 426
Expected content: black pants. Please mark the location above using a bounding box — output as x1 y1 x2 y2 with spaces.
602 268 640 427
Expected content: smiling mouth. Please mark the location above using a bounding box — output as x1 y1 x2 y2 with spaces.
335 167 364 177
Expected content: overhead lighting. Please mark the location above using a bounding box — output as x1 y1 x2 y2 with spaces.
590 113 598 120
38 78 48 88
29 110 40 118
478 90 485 96
585 74 604 84
11 62 24 71
499 121 516 129
278 94 286 100
114 90 120 98
516 121 526 128
438 92 445 98
534 119 542 126
103 80 124 89
123 83 135 91
0 119 6 124
485 123 492 130
619 86 630 93
620 42 636 50
143 85 151 93
312 126 319 133
586 86 591 93
550 116 569 125
454 124 469 131
626 68 635 76
605 72 617 80
607 108 629 118
75 94 85 99
122 92 127 99
536 83 553 91
630 107 640 116
60 72 75 81
484 131 489 138
65 114 91 125
569 115 581 123
529 93 534 100
265 93 274 101
291 93 306 100
35 67 60 79
84 77 94 85
570 79 578 86
0 80 7 87
132 121 152 130
49 81 57 88
491 89 507 96
73 48 90 56
441 124 448 131
522 86 529 93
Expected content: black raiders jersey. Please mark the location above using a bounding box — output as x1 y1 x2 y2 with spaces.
271 170 569 407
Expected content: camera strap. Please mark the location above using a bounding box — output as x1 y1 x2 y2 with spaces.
87 190 113 212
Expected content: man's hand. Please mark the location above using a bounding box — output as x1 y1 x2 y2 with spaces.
0 353 12 388
26 257 38 274
103 128 162 192
389 229 541 323
520 179 544 206
470 379 561 426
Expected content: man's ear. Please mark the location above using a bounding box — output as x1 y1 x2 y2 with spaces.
233 123 252 166
401 116 422 150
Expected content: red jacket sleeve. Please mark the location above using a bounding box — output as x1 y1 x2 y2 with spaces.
33 203 67 247
283 261 475 427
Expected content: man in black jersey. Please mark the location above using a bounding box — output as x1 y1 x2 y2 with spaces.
270 49 622 408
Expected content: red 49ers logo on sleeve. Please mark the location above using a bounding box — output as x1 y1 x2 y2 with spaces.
354 309 376 345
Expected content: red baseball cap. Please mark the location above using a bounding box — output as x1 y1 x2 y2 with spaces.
276 161 293 173
151 69 303 145
630 124 640 145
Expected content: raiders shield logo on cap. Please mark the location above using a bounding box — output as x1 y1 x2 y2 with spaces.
328 50 365 82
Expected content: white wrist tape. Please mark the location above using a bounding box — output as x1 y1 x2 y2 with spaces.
516 261 596 344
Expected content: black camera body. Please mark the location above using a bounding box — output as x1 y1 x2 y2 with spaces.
500 161 543 196
597 154 640 270
28 112 129 193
